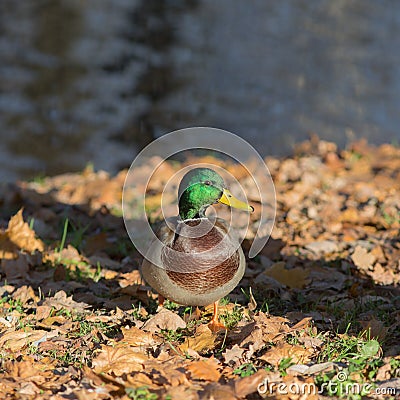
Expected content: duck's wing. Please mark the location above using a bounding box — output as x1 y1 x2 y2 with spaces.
149 217 178 244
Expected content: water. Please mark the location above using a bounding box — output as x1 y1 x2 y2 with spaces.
1 0 399 181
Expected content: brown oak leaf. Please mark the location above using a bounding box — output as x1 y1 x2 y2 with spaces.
6 209 44 253
92 345 148 375
187 359 221 382
142 309 186 333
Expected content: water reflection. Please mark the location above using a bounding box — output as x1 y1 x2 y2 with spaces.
0 0 399 181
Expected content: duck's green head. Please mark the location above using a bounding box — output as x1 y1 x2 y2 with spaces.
178 167 253 220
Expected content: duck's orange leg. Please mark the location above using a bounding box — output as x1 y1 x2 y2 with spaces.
157 294 165 311
208 300 226 332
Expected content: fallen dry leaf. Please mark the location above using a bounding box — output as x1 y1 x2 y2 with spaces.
81 365 122 394
287 362 335 376
158 364 191 387
119 270 143 287
92 345 148 376
369 263 399 285
6 209 44 253
234 369 270 398
35 305 53 321
375 362 391 381
180 324 218 353
223 344 244 365
120 326 156 347
187 359 221 382
202 383 237 400
0 254 30 280
142 309 186 333
291 317 313 331
239 325 265 352
351 246 376 270
260 342 314 367
84 232 109 255
88 254 121 270
0 330 52 352
247 287 257 312
359 317 389 341
264 262 310 289
125 372 156 389
306 240 339 254
4 357 59 384
0 231 18 259
165 385 201 400
254 312 291 342
42 290 90 313
39 315 67 328
12 285 39 305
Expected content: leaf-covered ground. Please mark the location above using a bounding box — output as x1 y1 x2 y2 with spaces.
0 138 399 399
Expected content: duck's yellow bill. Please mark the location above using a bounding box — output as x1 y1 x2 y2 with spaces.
218 188 254 212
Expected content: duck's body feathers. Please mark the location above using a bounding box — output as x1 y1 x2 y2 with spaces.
141 217 245 306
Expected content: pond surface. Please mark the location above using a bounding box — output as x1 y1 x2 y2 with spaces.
1 0 399 181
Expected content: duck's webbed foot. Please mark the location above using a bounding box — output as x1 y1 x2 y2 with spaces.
207 301 227 333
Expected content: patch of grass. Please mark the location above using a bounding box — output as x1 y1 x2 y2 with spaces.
16 317 35 330
27 342 40 355
390 358 400 377
125 387 158 400
131 303 150 322
47 347 89 368
163 299 180 310
55 308 73 318
254 292 291 316
107 237 134 258
66 314 118 339
319 333 360 363
92 262 102 282
110 206 123 217
160 329 184 343
278 357 294 377
69 220 90 250
0 295 24 314
380 207 400 226
75 320 101 339
219 296 230 306
220 305 244 329
30 173 46 185
349 150 363 162
73 263 99 282
316 332 383 397
181 305 194 318
234 362 257 377
147 298 159 315
56 260 103 284
28 217 35 229
317 297 395 335
316 370 372 399
59 218 69 253
286 334 300 345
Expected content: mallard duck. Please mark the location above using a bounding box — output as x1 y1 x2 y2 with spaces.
141 167 253 330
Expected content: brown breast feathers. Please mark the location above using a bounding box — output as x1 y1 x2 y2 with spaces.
162 219 240 294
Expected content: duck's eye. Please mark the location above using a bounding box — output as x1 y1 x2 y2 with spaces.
204 180 212 186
